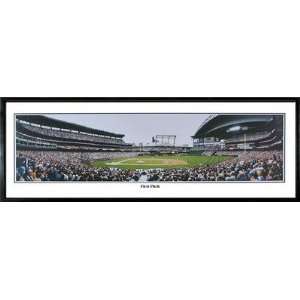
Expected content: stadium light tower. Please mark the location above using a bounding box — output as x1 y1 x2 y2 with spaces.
139 142 143 152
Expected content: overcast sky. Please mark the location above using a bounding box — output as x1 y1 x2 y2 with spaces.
46 114 209 146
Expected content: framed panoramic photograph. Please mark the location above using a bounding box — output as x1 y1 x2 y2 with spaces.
0 98 299 201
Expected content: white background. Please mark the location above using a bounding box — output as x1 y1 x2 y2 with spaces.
1 0 300 300
6 101 296 198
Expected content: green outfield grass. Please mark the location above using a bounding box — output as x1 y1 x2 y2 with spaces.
89 154 234 170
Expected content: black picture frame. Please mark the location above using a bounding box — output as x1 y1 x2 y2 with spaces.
1 97 299 202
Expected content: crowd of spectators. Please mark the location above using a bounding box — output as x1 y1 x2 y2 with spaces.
146 151 283 182
16 150 283 182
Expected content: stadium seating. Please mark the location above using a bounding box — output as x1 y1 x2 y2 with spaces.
16 117 131 151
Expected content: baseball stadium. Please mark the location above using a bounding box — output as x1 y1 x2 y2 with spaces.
15 114 284 182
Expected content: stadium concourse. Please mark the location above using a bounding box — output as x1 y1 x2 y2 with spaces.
15 114 284 182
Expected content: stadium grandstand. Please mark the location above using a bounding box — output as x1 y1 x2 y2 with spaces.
192 114 283 152
16 115 132 151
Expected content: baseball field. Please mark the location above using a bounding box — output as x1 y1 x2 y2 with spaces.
90 154 234 170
